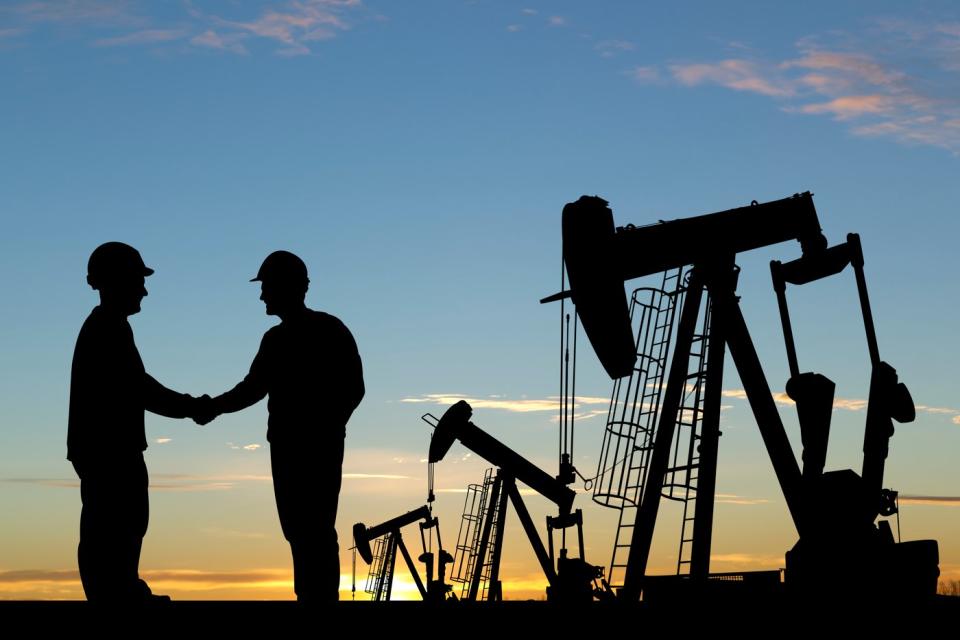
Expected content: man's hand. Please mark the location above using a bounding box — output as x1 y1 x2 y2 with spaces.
192 394 219 426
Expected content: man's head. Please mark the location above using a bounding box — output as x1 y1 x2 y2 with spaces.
251 250 310 317
87 242 153 316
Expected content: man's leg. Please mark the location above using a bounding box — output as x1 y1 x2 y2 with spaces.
74 455 156 603
272 439 344 602
75 459 109 601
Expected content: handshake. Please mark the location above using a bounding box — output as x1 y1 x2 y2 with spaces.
189 394 221 426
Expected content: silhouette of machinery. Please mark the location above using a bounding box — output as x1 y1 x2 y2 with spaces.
428 400 604 601
543 192 939 600
353 506 454 602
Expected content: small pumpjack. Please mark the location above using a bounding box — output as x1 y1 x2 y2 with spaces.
429 400 606 602
353 506 454 602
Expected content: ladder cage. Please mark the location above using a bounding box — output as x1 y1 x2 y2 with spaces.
594 268 683 588
450 468 496 599
364 533 392 599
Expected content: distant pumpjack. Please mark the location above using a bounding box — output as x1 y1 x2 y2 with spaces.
543 192 938 600
353 506 453 602
429 400 604 602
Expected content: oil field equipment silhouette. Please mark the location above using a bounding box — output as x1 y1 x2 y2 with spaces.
540 191 939 601
426 402 605 602
353 506 453 602
351 191 939 604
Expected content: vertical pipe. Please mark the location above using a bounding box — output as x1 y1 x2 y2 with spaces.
487 475 512 601
690 269 730 579
772 261 801 379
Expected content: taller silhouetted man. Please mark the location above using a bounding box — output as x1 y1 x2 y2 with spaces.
200 251 364 602
69 242 202 603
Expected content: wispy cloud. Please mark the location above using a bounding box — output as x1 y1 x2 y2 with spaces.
506 24 522 33
1 473 272 492
715 493 770 506
13 0 140 25
190 29 248 55
722 389 957 421
647 21 960 153
721 389 960 424
795 95 894 120
199 527 268 540
93 28 187 47
155 437 172 444
547 16 566 27
899 494 960 506
343 473 410 480
669 59 795 97
629 66 660 83
0 569 80 583
5 0 365 57
401 393 609 415
709 553 784 567
211 0 360 56
227 442 263 451
595 39 634 58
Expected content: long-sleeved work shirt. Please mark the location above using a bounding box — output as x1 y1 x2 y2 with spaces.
216 309 364 444
68 306 193 461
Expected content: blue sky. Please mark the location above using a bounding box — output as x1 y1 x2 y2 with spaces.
1 0 959 598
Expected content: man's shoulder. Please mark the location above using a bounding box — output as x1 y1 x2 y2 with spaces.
75 307 129 346
307 309 350 332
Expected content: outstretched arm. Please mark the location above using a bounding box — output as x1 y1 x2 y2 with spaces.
195 334 270 425
144 374 197 419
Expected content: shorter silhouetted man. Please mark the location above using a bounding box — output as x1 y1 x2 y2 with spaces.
197 251 364 603
68 242 206 603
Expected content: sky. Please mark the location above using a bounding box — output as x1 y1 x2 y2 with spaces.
1 0 959 600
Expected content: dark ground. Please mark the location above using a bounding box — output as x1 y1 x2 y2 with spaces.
1 598 957 634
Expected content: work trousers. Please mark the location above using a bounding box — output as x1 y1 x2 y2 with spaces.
271 436 344 602
72 454 150 602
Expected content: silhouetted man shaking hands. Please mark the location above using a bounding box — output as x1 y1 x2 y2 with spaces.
68 242 208 603
196 251 364 603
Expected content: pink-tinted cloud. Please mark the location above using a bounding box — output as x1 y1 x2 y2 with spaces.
93 28 187 47
215 0 359 55
783 51 903 87
820 95 894 115
190 29 248 55
655 24 960 153
629 65 660 83
548 16 566 27
670 59 794 97
14 0 138 24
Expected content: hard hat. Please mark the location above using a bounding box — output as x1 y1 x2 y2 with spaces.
87 242 154 289
251 250 309 285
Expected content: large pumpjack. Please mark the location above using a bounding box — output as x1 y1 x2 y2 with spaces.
543 192 939 600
